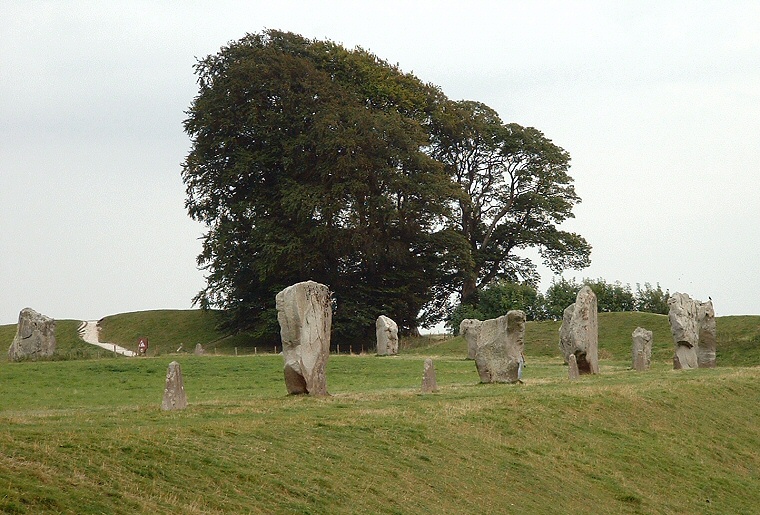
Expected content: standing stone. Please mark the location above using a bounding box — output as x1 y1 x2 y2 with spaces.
376 315 399 356
474 310 526 383
558 286 599 375
668 292 716 369
697 300 717 368
8 308 56 361
632 327 653 371
194 343 205 356
567 353 580 380
276 280 332 395
421 358 438 393
460 319 482 360
161 361 187 411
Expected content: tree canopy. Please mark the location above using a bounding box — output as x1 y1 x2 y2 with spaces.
182 30 591 342
429 100 591 305
182 30 462 341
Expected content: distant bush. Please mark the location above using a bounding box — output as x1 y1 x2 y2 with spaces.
447 277 670 331
635 282 670 314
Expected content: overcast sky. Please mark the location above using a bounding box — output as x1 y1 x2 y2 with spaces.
2 1 759 325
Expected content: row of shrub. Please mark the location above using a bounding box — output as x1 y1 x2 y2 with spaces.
447 279 670 333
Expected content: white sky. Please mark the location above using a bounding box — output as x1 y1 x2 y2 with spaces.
2 1 759 325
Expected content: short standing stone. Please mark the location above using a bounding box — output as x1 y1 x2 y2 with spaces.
460 319 482 360
421 358 438 393
567 353 580 380
276 280 332 395
558 286 599 374
376 315 399 356
194 343 205 356
632 327 653 371
161 361 187 411
8 308 56 361
667 293 716 369
474 310 526 383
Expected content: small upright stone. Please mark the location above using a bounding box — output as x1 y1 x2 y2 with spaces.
667 293 717 369
474 310 526 383
276 280 332 395
8 308 56 361
161 361 187 411
194 343 205 356
376 315 399 356
558 286 599 374
460 319 482 360
421 358 438 393
567 353 580 380
632 327 653 371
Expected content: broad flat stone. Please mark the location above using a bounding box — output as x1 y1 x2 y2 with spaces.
474 310 526 383
8 308 56 361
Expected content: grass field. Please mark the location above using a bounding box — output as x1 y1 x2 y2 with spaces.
1 311 760 513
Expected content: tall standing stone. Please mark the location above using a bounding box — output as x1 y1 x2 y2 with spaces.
161 361 188 411
668 292 716 369
558 286 599 375
460 319 482 360
376 315 399 356
421 358 438 393
276 280 332 395
8 308 56 361
194 343 205 356
474 310 526 383
632 327 653 371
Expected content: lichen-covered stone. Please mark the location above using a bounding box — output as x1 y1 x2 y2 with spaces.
8 308 56 361
421 358 438 393
161 361 187 411
376 315 399 356
668 293 716 369
567 353 580 380
460 319 482 360
276 280 332 395
558 286 598 374
194 343 205 356
474 310 525 383
632 327 653 371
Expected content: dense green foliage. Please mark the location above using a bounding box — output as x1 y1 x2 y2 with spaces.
183 30 590 341
430 100 591 303
448 278 672 331
183 30 463 341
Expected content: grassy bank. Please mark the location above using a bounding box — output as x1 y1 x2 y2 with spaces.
1 352 760 513
2 311 760 367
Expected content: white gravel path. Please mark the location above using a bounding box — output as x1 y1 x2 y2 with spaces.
77 321 136 357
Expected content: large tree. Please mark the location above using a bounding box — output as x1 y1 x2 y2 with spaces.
430 100 591 305
182 30 461 341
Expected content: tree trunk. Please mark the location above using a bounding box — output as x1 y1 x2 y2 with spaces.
461 275 478 306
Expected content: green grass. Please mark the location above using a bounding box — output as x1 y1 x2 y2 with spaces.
2 310 759 367
1 310 760 512
1 319 107 361
1 353 760 513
